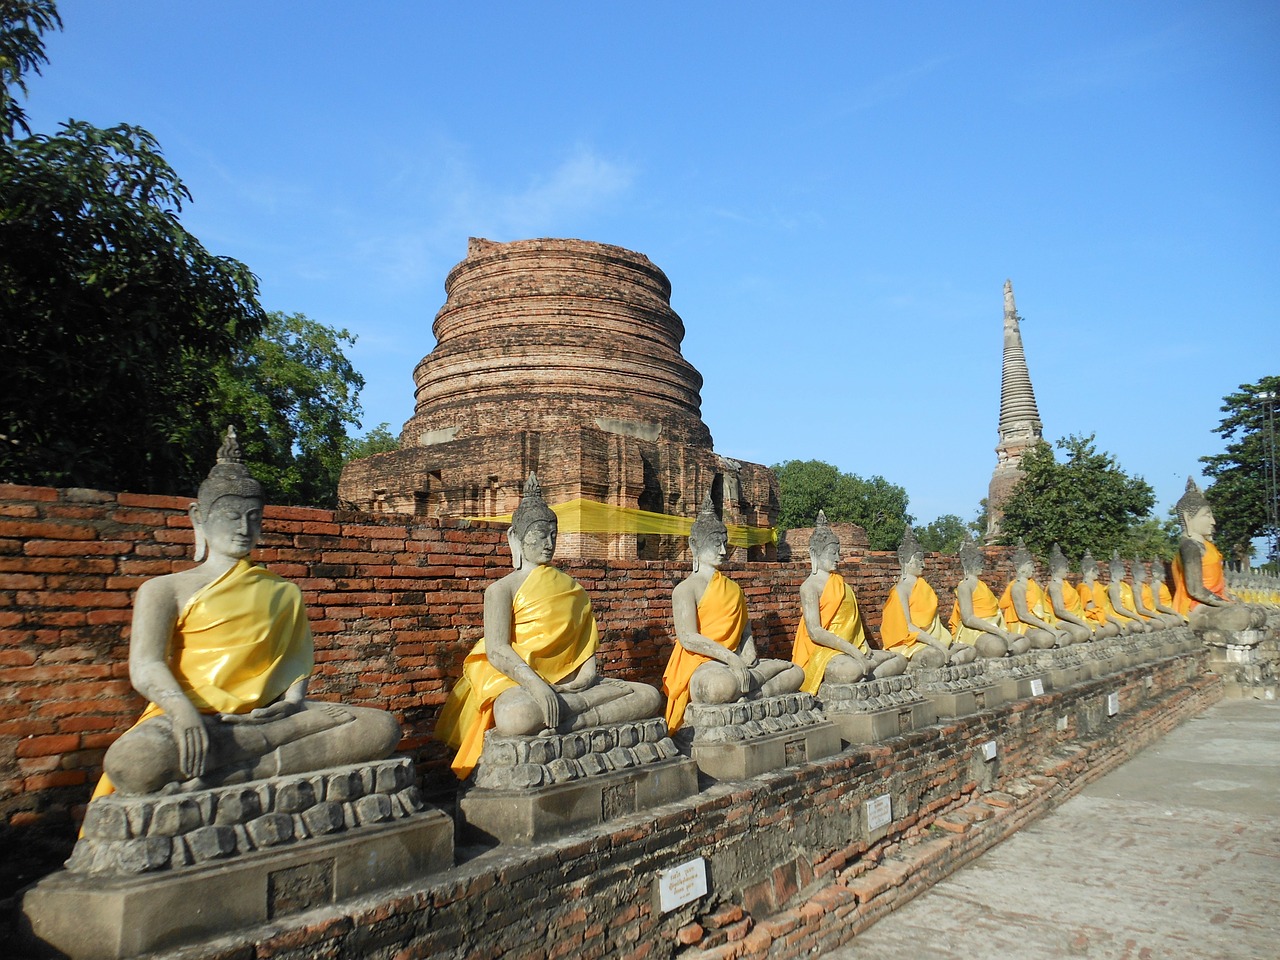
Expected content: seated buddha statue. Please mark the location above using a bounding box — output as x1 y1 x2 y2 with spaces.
1045 543 1094 643
998 540 1070 649
792 511 906 692
1132 557 1183 627
1170 478 1266 637
1147 558 1186 623
949 537 1030 658
882 526 976 668
437 473 663 779
95 428 401 798
1076 550 1122 638
1106 552 1150 633
663 495 804 732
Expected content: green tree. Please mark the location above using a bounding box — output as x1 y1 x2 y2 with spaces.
772 459 913 551
211 312 367 508
346 422 399 460
1119 514 1181 561
1 5 267 494
918 514 968 554
0 0 59 139
1200 375 1280 564
998 434 1156 559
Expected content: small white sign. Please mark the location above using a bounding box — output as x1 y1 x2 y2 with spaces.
1029 678 1044 696
865 794 892 832
981 740 998 762
658 857 708 913
1106 692 1120 716
1265 689 1275 701
1056 715 1069 732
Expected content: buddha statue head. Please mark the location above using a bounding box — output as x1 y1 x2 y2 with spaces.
808 509 840 574
1049 542 1069 579
1176 477 1215 541
191 426 265 562
689 492 729 573
1131 557 1147 584
509 472 558 567
1012 539 1035 579
1110 550 1128 582
959 536 985 577
1081 549 1099 582
897 525 924 575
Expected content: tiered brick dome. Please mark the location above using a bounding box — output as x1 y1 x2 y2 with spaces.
401 238 713 450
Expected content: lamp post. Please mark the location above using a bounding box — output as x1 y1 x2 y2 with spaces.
1260 391 1279 565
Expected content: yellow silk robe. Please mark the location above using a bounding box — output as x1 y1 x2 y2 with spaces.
1172 540 1227 617
792 572 868 694
437 564 597 779
948 579 1005 646
90 559 313 800
881 578 949 658
1117 581 1150 621
1076 581 1108 626
663 571 747 732
999 579 1053 635
1055 580 1088 622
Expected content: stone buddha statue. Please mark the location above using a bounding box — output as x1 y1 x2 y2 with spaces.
437 473 663 778
949 537 1029 658
95 428 401 798
1170 477 1265 637
792 511 906 691
881 526 975 668
998 540 1070 649
1076 550 1122 637
663 494 804 732
1147 558 1186 623
1106 552 1150 633
1131 556 1183 627
1045 543 1094 643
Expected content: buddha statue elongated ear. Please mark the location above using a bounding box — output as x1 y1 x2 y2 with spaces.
192 426 262 562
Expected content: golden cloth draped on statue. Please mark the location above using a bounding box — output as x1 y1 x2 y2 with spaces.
1059 580 1088 620
792 572 867 694
662 571 747 732
1172 540 1227 617
1117 581 1149 621
999 580 1053 635
1077 582 1108 626
881 579 949 658
90 559 313 800
948 579 1005 646
437 564 597 778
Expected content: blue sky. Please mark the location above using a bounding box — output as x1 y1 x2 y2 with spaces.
24 1 1280 528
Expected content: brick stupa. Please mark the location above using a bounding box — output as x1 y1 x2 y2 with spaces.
338 238 778 559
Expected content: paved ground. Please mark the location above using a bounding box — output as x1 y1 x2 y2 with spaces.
826 697 1280 960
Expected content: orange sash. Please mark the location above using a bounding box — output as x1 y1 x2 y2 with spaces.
663 571 747 731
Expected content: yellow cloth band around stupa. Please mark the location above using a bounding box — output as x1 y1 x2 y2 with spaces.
462 497 777 548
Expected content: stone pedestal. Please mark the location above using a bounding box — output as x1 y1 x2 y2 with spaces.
1205 638 1278 700
817 676 937 745
458 718 697 844
982 651 1050 701
675 693 841 781
1043 645 1087 689
911 661 1003 718
20 759 453 960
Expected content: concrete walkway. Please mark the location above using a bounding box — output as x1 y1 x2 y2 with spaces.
825 697 1280 960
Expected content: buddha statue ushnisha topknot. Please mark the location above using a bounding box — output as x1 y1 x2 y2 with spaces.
791 511 906 690
662 493 804 731
92 427 401 798
436 472 662 779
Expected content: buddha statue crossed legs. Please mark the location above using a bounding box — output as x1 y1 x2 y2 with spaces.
663 495 804 732
1132 556 1183 628
1107 553 1151 633
882 526 975 668
1076 550 1123 638
97 429 400 797
437 474 662 779
792 511 906 691
999 541 1071 649
1045 543 1094 643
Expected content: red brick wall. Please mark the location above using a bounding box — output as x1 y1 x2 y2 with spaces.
0 483 1079 898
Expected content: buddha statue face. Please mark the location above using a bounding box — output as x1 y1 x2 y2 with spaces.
903 552 925 577
516 519 558 567
811 539 840 575
192 494 263 562
1016 559 1035 579
1184 506 1216 541
691 529 729 572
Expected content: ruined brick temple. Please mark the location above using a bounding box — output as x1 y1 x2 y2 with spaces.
338 237 778 558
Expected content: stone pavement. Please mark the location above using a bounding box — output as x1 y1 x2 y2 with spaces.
825 697 1280 960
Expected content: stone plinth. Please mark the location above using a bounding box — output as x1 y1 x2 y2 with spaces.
458 719 697 844
1204 636 1277 700
912 661 1004 718
20 759 453 960
817 676 937 744
675 694 842 781
982 651 1052 701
